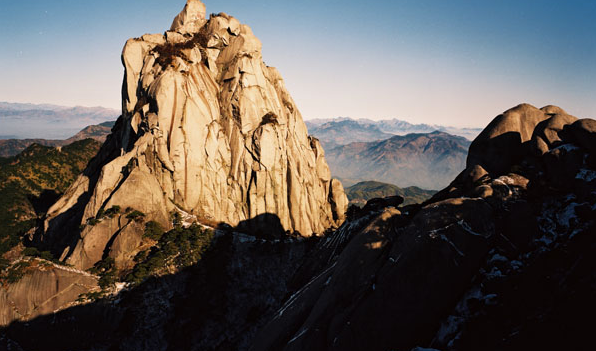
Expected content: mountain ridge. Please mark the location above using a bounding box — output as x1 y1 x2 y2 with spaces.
306 116 482 143
0 102 118 140
0 121 115 157
326 131 471 190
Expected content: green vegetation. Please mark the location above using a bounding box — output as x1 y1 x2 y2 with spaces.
93 257 118 290
96 205 121 220
22 247 54 261
86 205 123 227
103 205 121 218
1 260 31 284
144 221 165 241
76 291 103 302
345 180 436 206
126 210 146 223
0 139 101 256
152 28 209 68
78 257 117 301
126 223 214 285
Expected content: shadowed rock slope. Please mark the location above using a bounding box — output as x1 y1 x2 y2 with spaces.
41 0 347 271
251 104 596 351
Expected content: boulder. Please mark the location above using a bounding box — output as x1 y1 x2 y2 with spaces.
361 195 404 212
531 113 578 155
467 103 551 175
564 118 596 155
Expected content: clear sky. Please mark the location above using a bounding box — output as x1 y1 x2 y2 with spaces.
1 0 595 127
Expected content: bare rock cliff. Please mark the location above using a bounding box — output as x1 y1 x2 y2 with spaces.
0 261 98 326
42 0 347 270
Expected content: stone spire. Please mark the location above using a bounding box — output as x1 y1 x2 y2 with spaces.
170 0 207 33
42 0 348 270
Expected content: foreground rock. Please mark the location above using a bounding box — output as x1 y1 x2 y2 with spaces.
41 0 347 270
1 234 313 350
251 104 596 350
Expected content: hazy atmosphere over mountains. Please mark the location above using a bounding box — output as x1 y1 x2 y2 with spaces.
0 102 118 139
1 1 595 351
326 132 471 190
1 0 594 124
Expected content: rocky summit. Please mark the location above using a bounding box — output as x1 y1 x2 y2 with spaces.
40 0 347 271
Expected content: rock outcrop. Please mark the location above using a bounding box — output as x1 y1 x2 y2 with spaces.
0 261 98 326
41 0 347 270
467 103 578 175
250 104 596 351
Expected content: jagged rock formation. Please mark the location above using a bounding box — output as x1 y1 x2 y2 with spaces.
42 0 347 270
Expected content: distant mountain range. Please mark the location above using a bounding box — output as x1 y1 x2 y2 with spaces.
326 131 471 190
0 102 119 140
345 180 436 206
0 121 114 157
306 117 481 149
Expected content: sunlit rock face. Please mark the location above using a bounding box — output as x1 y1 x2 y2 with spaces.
43 0 347 270
0 264 98 326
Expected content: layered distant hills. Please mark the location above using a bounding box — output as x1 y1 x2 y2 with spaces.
326 131 471 190
0 120 115 157
0 102 118 140
306 117 481 149
306 117 477 189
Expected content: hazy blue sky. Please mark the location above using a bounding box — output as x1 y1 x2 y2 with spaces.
1 0 594 127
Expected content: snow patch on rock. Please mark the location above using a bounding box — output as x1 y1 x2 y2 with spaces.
576 168 596 182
